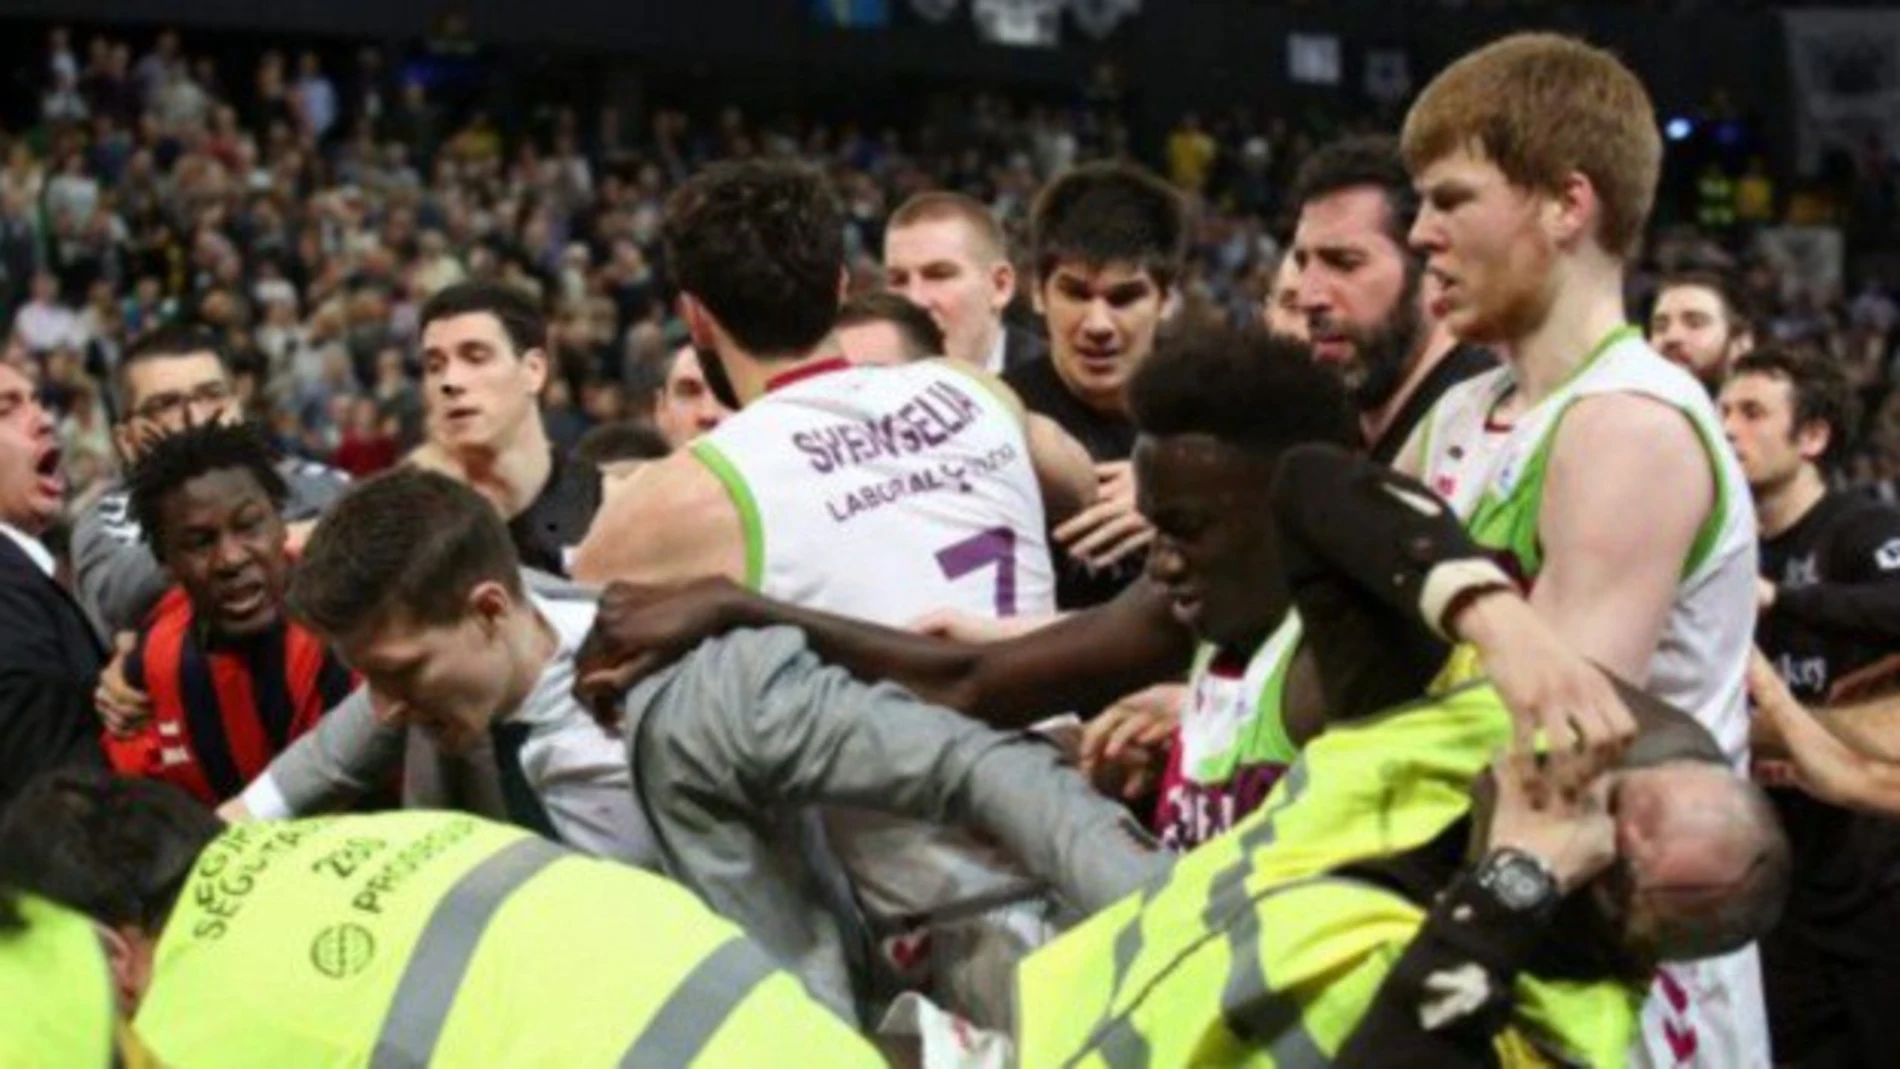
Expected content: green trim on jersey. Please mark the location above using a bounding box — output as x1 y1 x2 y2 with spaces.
1411 403 1436 474
1466 395 1732 582
1553 323 1642 394
1252 645 1299 768
1681 412 1735 579
689 439 765 590
1462 324 1729 582
1183 619 1302 784
1251 623 1300 766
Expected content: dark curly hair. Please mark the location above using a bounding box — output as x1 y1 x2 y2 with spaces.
1730 345 1860 468
1129 321 1356 461
127 421 287 552
662 160 845 357
1031 162 1189 291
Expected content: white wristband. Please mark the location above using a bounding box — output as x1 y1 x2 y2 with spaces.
1420 558 1515 641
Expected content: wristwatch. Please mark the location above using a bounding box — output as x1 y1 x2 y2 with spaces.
1474 848 1560 919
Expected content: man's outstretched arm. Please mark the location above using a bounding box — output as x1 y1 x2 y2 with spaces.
1751 651 1900 816
623 624 1174 1020
575 575 1193 730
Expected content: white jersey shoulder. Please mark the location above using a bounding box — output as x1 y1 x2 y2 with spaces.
1417 331 1757 767
693 359 1055 627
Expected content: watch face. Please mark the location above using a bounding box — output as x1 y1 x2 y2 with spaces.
1487 853 1555 912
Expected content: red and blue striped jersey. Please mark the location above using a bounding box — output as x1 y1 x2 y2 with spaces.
105 586 355 804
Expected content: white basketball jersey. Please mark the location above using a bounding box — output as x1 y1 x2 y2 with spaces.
1412 328 1757 767
692 358 1056 922
1413 329 1768 1068
694 358 1055 627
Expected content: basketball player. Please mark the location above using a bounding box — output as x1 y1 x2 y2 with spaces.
569 159 1093 1025
406 281 602 577
1722 347 1900 1067
1397 33 1763 1068
1291 135 1494 464
1006 163 1186 609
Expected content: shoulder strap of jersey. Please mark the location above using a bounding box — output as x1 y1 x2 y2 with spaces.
687 438 765 590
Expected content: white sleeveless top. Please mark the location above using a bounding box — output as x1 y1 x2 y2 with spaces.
1412 328 1757 767
692 358 1057 922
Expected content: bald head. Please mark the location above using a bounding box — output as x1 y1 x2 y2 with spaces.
1604 760 1789 964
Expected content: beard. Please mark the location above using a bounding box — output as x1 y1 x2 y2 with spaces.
695 344 743 412
1329 269 1427 413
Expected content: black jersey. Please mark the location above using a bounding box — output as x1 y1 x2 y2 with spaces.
508 447 605 578
1369 345 1495 465
1003 356 1142 611
1758 489 1900 962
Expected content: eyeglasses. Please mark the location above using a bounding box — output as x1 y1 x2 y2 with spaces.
130 380 233 425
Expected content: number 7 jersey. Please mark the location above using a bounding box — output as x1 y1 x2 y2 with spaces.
690 357 1057 626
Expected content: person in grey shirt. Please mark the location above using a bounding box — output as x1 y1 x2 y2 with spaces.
231 468 1164 1028
74 325 348 635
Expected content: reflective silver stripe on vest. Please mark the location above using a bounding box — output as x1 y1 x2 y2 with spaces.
369 837 566 1068
1215 763 1314 1050
1069 877 1165 1069
1221 876 1329 1069
1070 761 1311 1066
619 933 777 1068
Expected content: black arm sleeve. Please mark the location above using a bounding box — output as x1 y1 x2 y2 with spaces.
1268 443 1492 722
1774 582 1900 643
1772 505 1900 642
1334 869 1553 1069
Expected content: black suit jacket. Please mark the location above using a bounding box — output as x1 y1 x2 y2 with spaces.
0 533 105 809
1000 324 1048 374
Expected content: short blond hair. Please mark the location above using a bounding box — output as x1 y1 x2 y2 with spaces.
1401 33 1661 259
887 191 1008 263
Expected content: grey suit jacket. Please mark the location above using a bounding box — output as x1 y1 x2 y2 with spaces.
247 572 1166 1021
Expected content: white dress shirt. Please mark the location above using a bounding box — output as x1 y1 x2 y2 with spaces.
0 521 54 578
503 591 657 867
984 329 1008 375
240 586 658 869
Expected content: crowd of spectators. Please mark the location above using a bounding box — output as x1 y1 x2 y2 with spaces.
8 21 1900 529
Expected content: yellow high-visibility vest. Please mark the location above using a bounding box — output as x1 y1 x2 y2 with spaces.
0 892 123 1068
1018 669 1641 1067
137 810 884 1067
